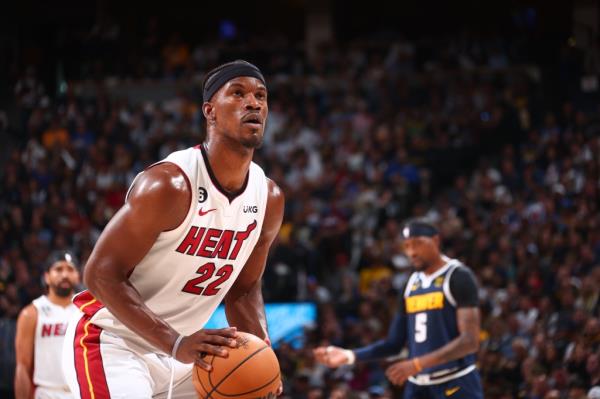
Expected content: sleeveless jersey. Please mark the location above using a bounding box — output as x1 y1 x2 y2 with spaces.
32 295 78 389
74 146 269 352
403 257 477 376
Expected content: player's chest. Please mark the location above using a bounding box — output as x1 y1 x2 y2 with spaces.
174 195 262 262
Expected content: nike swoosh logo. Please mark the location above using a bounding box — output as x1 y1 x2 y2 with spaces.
198 208 217 216
445 387 461 396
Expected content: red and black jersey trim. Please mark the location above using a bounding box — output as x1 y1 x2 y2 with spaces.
196 143 250 203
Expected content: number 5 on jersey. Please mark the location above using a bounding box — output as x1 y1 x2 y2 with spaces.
415 312 427 343
182 262 233 296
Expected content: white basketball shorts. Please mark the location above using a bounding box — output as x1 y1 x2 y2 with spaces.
62 310 196 399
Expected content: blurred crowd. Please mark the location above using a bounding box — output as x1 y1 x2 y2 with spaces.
2 27 600 398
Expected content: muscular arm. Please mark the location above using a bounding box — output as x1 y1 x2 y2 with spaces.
418 307 480 369
224 179 284 340
83 163 190 354
14 305 36 399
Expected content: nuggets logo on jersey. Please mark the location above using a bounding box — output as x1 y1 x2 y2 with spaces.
405 292 445 313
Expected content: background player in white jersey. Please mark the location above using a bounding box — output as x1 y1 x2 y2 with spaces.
62 60 284 398
14 252 80 399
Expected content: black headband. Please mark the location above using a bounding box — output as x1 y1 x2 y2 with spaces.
203 61 266 102
45 251 78 271
401 222 439 239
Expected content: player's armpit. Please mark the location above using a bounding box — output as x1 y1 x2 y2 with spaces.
14 305 37 399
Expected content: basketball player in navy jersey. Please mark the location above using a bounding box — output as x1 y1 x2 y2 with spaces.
314 221 483 398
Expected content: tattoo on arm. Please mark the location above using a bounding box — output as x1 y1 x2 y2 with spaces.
419 307 480 369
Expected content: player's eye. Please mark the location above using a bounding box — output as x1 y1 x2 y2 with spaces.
234 90 243 97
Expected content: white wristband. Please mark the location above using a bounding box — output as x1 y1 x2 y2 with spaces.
343 349 356 365
171 335 184 359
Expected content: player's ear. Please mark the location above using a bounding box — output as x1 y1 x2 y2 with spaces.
43 271 50 287
202 102 216 125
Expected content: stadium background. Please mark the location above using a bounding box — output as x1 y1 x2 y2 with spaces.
1 0 599 397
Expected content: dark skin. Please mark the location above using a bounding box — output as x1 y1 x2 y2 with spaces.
84 76 284 377
314 235 480 387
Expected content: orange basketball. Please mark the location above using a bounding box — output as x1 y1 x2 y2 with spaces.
192 331 280 399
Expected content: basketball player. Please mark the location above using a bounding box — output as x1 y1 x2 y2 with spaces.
62 60 284 398
14 252 80 399
314 221 483 398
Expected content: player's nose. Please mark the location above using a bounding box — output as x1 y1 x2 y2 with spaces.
244 94 261 110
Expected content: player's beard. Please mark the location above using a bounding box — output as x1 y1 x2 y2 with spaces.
51 281 75 297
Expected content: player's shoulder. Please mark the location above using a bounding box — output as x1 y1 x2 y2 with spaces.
266 178 284 202
17 303 38 324
449 259 475 275
259 178 285 239
449 261 479 288
129 162 191 204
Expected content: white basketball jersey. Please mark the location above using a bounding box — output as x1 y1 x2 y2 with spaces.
83 146 269 352
32 295 78 389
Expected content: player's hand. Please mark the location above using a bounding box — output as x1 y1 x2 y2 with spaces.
174 327 239 369
385 359 419 386
313 346 351 367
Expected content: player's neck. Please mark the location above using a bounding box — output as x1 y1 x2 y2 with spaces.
423 256 447 275
47 292 73 307
203 139 253 193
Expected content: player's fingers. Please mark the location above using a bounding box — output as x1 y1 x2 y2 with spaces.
385 368 395 379
195 356 213 371
196 343 229 357
202 334 238 347
202 327 238 337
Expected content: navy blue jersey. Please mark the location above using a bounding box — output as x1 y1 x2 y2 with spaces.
402 257 478 375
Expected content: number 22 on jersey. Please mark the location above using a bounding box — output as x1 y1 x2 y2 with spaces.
182 262 233 296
